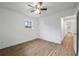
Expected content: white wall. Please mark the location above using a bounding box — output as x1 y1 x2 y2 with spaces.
0 7 77 49
0 8 3 47
76 3 79 10
39 9 76 43
0 8 39 49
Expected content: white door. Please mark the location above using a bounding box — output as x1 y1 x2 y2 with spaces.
61 15 77 53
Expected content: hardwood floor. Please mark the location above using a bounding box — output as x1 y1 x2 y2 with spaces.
0 38 75 56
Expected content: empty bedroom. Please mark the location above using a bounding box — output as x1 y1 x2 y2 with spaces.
0 2 79 56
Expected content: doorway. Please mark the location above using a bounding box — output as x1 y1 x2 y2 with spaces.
61 15 77 55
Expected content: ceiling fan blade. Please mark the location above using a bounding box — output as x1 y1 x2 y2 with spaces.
28 5 35 8
31 10 35 12
38 2 42 6
40 8 47 10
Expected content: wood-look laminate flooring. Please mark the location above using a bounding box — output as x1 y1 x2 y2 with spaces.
0 38 75 56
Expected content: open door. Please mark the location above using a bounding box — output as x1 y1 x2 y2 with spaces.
61 15 77 55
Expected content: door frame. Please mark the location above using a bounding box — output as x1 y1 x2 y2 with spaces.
61 15 78 55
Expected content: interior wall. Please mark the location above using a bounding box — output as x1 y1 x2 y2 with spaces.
39 8 76 43
0 6 77 49
0 8 39 49
0 8 3 47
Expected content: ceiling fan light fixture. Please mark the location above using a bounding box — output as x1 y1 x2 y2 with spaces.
27 2 47 14
34 9 41 14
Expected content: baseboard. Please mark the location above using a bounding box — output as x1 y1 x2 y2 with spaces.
0 38 37 50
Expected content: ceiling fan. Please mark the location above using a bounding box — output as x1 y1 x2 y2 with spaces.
27 2 47 14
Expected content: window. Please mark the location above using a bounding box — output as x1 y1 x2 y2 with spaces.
24 20 32 28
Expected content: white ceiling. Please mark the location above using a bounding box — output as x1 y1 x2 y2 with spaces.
0 2 78 18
